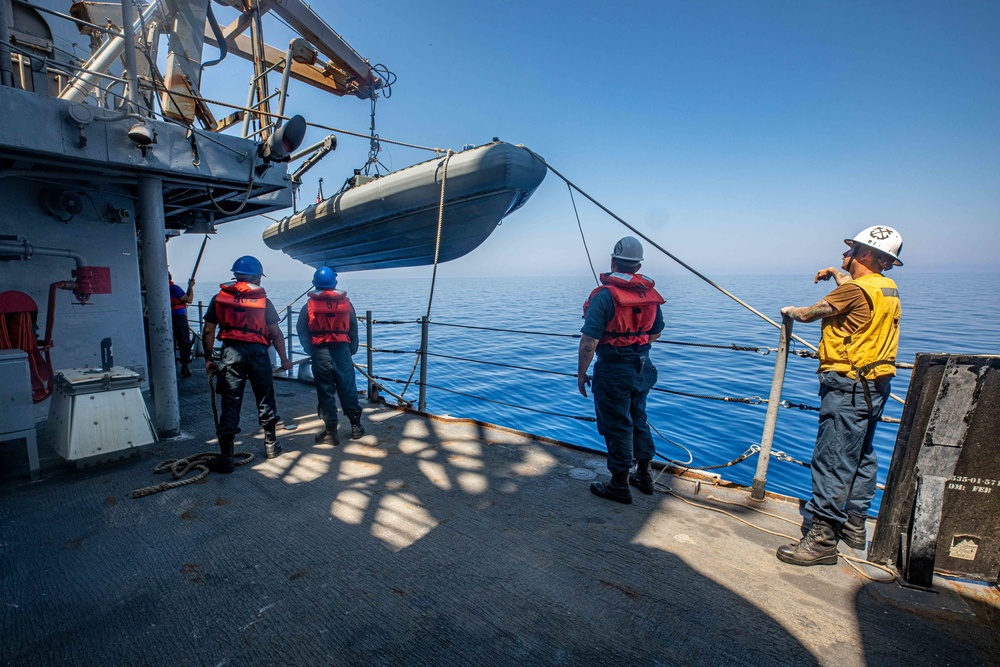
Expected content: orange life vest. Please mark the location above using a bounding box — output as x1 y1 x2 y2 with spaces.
169 281 186 314
307 290 352 345
583 272 665 346
214 282 269 346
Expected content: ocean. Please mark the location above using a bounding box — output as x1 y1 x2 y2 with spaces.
249 273 999 513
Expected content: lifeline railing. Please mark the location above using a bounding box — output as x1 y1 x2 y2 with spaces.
194 302 912 502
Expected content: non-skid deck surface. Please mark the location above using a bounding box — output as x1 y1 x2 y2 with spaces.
2 368 998 666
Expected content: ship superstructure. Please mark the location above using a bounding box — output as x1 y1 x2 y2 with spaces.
0 0 383 439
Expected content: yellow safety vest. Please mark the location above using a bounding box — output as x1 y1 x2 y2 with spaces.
817 273 901 380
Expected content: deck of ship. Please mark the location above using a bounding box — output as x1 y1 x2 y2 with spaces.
2 367 998 666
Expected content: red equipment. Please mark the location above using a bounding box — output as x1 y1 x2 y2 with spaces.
0 267 112 403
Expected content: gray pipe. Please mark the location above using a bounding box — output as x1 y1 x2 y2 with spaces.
119 0 140 113
0 238 88 269
59 0 160 103
137 176 180 437
0 0 13 87
274 41 296 129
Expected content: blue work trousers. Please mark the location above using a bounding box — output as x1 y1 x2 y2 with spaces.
215 341 279 437
172 312 192 364
805 371 891 524
312 344 361 427
592 356 658 474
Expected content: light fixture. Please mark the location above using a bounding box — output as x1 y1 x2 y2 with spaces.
127 122 155 146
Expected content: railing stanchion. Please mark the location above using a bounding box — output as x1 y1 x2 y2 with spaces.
751 314 793 502
366 310 378 403
286 305 293 377
418 315 429 412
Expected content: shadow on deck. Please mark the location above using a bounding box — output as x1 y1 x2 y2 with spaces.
1 367 998 666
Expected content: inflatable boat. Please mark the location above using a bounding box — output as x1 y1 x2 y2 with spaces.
261 142 547 272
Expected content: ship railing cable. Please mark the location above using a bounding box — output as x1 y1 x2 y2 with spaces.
425 320 783 355
367 374 596 422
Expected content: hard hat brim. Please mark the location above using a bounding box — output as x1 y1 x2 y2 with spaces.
844 239 903 266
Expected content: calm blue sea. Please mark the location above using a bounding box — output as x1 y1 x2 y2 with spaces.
260 273 1000 513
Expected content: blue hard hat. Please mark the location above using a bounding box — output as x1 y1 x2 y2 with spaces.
312 266 338 289
231 255 264 276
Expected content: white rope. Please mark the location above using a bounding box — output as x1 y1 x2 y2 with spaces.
397 150 454 401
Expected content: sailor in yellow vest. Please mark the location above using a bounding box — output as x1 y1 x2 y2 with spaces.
776 226 903 566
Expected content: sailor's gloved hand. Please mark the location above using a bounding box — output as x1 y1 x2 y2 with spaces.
578 373 591 398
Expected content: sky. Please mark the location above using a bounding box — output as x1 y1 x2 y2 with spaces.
166 0 1000 286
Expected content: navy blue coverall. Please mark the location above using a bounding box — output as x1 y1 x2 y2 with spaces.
581 289 664 475
297 302 361 428
204 296 281 436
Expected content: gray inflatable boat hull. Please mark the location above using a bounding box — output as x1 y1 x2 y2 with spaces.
262 142 546 272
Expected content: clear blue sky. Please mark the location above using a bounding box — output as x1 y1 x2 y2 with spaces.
167 0 1000 286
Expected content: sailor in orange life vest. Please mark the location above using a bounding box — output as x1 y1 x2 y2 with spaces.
578 236 665 504
776 226 903 566
168 272 195 377
295 267 364 445
200 256 294 473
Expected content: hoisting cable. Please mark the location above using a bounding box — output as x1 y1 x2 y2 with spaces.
569 183 599 285
277 287 313 324
153 88 445 154
520 147 906 406
395 150 454 403
519 147 816 350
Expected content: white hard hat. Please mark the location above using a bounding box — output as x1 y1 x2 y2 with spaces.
845 226 903 266
611 236 644 262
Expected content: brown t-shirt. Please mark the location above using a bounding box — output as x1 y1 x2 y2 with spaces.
821 282 871 334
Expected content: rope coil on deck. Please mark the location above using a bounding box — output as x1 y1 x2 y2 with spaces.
130 451 255 499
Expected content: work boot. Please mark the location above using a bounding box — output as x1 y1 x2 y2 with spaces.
838 513 868 551
264 429 282 459
629 459 655 495
776 517 840 566
314 424 340 446
590 471 633 504
350 420 365 440
180 364 191 378
206 436 235 474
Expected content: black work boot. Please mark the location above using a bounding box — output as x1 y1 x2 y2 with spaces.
264 429 283 459
314 423 340 446
207 436 235 474
629 459 655 495
838 513 868 551
776 517 840 566
590 471 633 504
350 419 365 440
